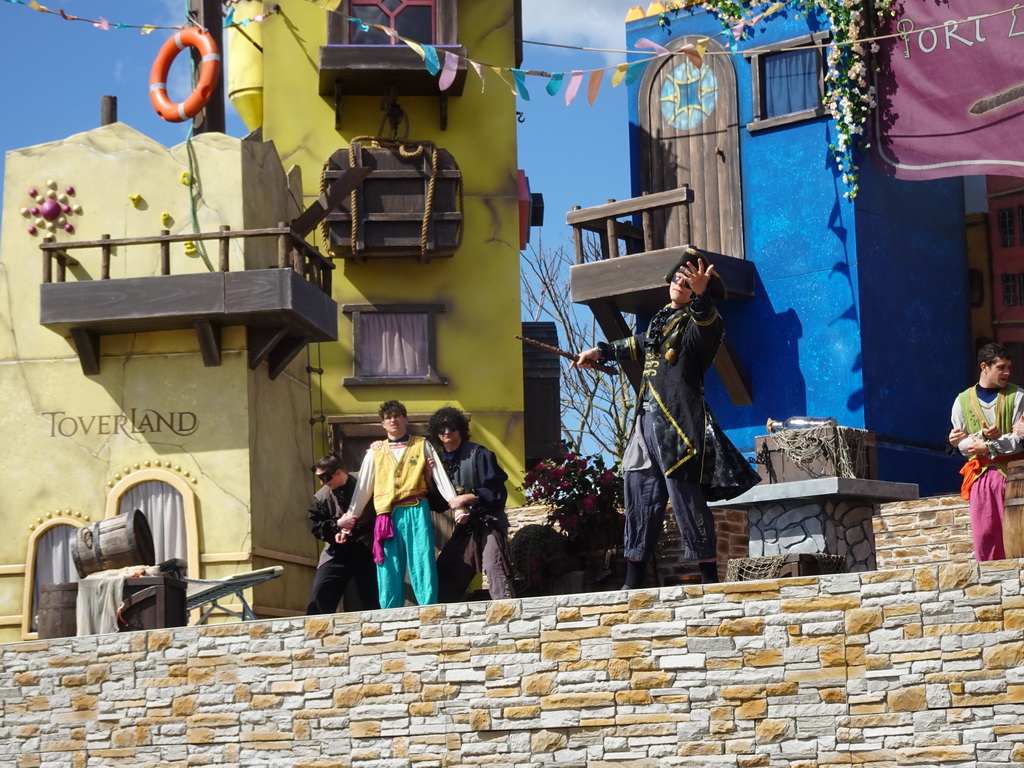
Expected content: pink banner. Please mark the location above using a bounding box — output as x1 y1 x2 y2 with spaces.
873 2 1024 180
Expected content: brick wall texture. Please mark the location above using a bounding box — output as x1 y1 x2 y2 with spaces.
874 495 975 570
4 558 1024 767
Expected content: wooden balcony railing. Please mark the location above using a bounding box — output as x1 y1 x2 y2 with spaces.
567 187 695 265
38 224 335 294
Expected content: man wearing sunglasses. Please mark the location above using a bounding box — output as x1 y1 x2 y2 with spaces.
305 454 379 614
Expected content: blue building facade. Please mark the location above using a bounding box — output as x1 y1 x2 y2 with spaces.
624 7 969 496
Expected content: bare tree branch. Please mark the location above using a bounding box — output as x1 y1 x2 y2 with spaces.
522 238 636 464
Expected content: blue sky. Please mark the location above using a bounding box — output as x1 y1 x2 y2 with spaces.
0 0 640 251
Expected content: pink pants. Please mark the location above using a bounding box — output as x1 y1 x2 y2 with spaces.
969 468 1006 562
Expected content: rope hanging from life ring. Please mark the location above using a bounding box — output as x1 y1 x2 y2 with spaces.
149 27 221 123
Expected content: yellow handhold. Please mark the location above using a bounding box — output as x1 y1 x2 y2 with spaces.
129 193 143 207
162 212 173 226
184 240 198 255
181 171 191 186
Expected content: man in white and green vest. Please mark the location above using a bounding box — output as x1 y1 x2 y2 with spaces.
949 342 1024 561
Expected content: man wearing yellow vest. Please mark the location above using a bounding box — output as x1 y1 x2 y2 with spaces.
949 342 1024 561
338 400 460 608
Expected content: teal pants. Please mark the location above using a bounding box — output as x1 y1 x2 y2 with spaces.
377 499 439 609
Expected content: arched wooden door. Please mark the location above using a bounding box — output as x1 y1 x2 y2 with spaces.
639 37 745 260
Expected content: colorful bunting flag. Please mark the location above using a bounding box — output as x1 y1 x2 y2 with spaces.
635 37 669 56
565 71 583 106
511 69 531 101
469 60 486 91
438 50 459 91
545 72 564 97
421 44 441 76
587 70 603 105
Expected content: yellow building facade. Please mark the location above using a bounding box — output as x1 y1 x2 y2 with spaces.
0 0 525 641
246 0 526 472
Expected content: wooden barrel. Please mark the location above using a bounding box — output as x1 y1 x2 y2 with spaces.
1004 460 1024 559
71 510 155 578
36 582 78 639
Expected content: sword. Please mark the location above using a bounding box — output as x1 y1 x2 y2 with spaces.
515 335 619 376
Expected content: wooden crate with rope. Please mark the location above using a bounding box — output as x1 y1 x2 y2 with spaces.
321 130 464 263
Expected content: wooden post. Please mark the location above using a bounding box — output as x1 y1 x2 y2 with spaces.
605 198 619 260
219 225 230 272
190 0 226 135
56 253 68 282
42 251 52 284
1004 460 1024 558
101 234 111 279
571 206 584 265
100 95 117 126
160 230 171 275
641 192 653 252
277 223 290 268
680 184 692 244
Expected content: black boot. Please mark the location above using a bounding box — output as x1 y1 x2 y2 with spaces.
698 561 719 584
621 560 646 590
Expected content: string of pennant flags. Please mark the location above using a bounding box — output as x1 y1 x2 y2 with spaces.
3 0 1021 108
0 0 278 32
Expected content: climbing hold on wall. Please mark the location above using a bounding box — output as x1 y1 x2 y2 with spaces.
39 199 61 221
129 194 143 207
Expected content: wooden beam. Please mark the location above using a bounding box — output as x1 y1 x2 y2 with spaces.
70 328 101 376
194 319 222 368
267 335 309 380
247 327 289 370
566 188 696 228
191 0 225 135
586 300 641 393
714 331 753 407
290 166 372 238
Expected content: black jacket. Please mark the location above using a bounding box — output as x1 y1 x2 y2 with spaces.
601 295 759 501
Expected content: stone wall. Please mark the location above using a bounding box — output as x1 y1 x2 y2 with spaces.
3 558 1024 767
874 495 974 570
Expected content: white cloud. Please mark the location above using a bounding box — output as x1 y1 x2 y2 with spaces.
521 0 638 54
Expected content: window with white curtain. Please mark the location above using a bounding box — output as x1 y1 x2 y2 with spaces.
117 480 188 565
30 523 79 632
343 303 447 385
359 312 429 376
745 32 829 132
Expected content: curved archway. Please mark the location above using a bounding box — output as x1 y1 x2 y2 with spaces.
105 469 200 579
21 517 87 639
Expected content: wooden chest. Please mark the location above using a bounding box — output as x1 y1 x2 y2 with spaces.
324 141 463 261
754 426 877 484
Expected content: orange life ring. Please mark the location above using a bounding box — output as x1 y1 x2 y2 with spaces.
149 27 221 123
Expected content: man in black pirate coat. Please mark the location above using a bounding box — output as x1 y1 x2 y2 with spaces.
573 252 759 585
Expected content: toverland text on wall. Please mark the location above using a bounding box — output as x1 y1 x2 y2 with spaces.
41 409 199 438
